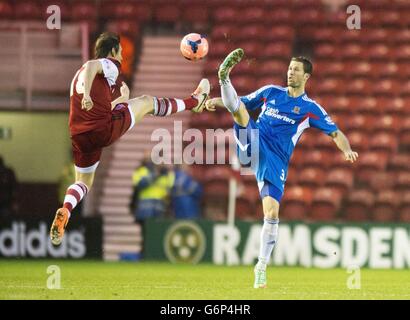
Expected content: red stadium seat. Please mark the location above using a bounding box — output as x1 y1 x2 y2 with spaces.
381 97 410 115
396 172 410 190
70 1 98 21
256 76 285 89
372 191 399 222
356 152 389 186
231 59 259 76
281 186 313 221
181 4 209 24
263 42 292 58
210 24 235 41
373 79 401 97
399 121 410 151
373 115 402 134
316 78 345 95
388 154 410 171
264 25 294 41
343 114 375 133
310 132 335 152
264 8 292 25
393 28 410 43
324 168 354 196
235 24 266 41
398 191 410 222
346 131 369 153
106 20 140 38
310 188 342 221
367 43 391 60
346 61 371 78
258 60 287 76
286 166 298 186
369 132 398 155
315 44 340 59
101 1 151 21
369 172 396 192
298 167 326 188
240 6 265 23
346 79 372 95
363 29 389 43
14 1 42 19
154 5 180 23
314 61 344 78
213 6 239 23
341 43 365 59
232 75 255 95
296 8 324 25
393 44 410 60
331 151 357 171
345 189 375 222
371 62 398 79
299 150 332 169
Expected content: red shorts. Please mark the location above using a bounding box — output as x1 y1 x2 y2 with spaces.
71 103 134 172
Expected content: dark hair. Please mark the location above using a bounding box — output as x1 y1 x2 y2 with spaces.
291 56 313 75
94 32 120 59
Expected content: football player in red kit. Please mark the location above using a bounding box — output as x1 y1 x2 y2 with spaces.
50 32 209 245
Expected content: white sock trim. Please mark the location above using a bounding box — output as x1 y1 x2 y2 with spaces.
176 99 185 112
70 184 84 199
64 194 78 208
75 161 100 174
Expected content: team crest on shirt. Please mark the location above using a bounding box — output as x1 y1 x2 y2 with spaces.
292 106 300 114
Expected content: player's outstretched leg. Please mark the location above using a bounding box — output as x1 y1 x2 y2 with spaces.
218 48 244 83
217 48 249 126
127 78 210 124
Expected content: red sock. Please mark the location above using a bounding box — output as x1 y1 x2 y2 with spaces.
63 182 88 217
153 96 198 116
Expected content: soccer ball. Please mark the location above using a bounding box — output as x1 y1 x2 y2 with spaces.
180 33 208 61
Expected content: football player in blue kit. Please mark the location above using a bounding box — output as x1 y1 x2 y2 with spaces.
205 49 358 288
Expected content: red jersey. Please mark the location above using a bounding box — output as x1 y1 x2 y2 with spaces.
69 58 121 136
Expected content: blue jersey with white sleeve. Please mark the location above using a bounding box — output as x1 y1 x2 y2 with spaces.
236 84 338 199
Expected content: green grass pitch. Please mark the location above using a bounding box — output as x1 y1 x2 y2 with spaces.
1 260 409 300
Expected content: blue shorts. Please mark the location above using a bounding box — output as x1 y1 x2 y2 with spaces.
234 118 286 203
258 180 284 203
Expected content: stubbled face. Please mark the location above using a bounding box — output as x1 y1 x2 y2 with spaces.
112 44 123 63
287 61 309 88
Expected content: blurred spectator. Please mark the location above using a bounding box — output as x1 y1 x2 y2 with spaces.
130 154 174 222
0 156 17 218
58 160 83 216
171 165 203 219
119 35 135 82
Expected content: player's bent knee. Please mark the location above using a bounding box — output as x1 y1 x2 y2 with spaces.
75 172 94 190
128 95 154 120
233 103 250 127
262 197 280 219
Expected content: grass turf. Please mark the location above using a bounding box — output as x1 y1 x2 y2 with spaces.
0 260 409 300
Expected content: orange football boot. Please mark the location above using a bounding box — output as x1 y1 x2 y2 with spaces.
50 208 69 245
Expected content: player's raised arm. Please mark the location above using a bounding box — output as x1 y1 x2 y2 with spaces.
82 60 103 111
330 130 359 163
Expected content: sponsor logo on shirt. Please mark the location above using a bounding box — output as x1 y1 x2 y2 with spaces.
264 107 296 124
